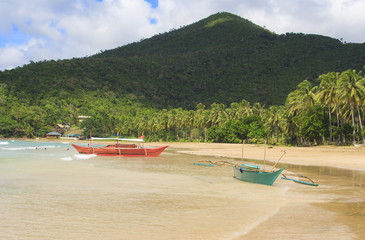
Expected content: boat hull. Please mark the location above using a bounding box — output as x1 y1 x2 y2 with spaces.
71 144 168 157
233 167 284 186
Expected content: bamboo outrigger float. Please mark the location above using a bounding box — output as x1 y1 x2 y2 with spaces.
281 173 319 186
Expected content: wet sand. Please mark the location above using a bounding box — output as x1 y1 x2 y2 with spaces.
149 142 365 171
149 142 365 240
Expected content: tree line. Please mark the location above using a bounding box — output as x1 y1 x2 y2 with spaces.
0 68 364 145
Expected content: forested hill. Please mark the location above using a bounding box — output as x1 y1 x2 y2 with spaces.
1 12 365 108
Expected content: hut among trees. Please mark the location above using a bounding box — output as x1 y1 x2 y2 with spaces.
46 132 62 139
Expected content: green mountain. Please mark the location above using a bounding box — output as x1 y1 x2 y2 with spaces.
1 12 365 108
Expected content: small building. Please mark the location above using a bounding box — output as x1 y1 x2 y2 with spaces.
46 132 62 139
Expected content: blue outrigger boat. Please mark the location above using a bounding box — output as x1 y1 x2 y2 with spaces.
194 147 318 186
232 147 286 186
233 166 285 186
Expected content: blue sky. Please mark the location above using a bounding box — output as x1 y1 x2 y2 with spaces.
1 0 365 70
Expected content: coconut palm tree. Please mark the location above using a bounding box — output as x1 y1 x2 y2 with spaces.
337 70 365 143
285 80 317 144
252 102 265 118
227 100 252 120
316 72 341 143
286 80 317 117
194 103 210 141
265 105 285 144
209 103 228 126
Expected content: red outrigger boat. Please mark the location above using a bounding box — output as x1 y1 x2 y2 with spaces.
71 136 168 157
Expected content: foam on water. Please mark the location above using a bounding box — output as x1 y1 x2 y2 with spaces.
74 154 97 159
0 145 58 151
1 146 37 150
0 141 9 145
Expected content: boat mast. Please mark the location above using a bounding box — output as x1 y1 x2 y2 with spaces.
89 130 93 147
271 150 286 172
241 139 244 161
263 144 266 171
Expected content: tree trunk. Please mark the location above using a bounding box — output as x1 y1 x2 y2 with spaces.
351 109 356 143
336 107 341 144
357 106 364 143
328 108 332 143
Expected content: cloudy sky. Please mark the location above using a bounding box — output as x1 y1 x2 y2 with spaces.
1 0 365 70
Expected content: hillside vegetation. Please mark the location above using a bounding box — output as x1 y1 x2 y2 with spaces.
1 12 365 145
1 12 365 109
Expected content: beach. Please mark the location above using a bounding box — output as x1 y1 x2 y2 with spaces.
11 138 365 170
1 139 364 239
150 142 365 171
150 141 365 240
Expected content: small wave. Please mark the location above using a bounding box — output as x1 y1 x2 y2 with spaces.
0 142 9 145
0 145 59 151
38 145 58 148
74 154 97 159
1 147 37 151
61 157 73 161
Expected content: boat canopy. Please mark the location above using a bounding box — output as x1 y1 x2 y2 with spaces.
91 137 145 142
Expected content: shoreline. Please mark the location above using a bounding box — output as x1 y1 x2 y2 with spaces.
2 138 364 171
149 142 365 171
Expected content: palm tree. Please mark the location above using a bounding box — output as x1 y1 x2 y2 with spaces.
252 102 265 118
194 103 209 141
316 72 341 143
337 70 365 143
286 80 317 115
265 105 285 144
227 100 252 120
208 103 228 126
285 80 317 144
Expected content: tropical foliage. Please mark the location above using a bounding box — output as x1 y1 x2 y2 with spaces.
1 68 364 146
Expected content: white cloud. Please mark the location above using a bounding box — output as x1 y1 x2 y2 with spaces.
0 47 24 69
0 0 365 70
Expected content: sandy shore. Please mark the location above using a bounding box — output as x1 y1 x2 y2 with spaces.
4 138 364 171
149 142 365 171
151 142 365 239
3 138 364 239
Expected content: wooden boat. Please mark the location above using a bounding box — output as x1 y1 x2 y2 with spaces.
71 136 168 156
233 166 284 186
71 144 168 156
233 146 285 186
196 147 318 186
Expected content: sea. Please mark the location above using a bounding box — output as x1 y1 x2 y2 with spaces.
0 140 364 240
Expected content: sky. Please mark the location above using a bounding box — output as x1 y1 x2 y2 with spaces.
1 0 365 70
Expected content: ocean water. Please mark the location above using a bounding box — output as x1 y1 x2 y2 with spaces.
0 140 364 240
